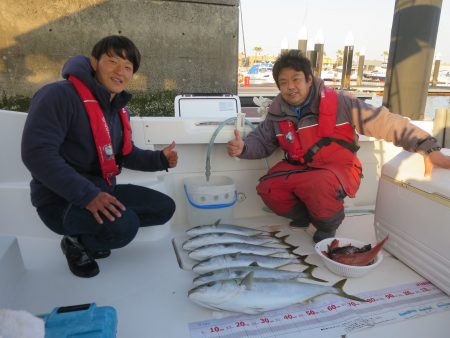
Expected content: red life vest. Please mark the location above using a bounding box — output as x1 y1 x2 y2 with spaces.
68 75 132 185
275 86 362 197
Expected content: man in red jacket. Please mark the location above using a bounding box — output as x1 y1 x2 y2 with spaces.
228 50 450 243
22 36 178 278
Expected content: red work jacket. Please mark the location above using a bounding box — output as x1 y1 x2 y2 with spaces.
276 87 362 197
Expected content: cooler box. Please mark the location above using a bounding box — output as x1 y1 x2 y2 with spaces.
174 94 241 118
374 149 450 296
44 303 117 338
184 176 237 226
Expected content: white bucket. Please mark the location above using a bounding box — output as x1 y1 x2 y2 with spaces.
184 176 236 226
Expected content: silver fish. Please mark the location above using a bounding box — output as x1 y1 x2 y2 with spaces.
188 242 296 261
192 265 327 285
192 252 308 274
188 272 365 314
186 222 274 237
182 232 289 251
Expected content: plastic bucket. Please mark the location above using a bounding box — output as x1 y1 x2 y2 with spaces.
184 176 236 226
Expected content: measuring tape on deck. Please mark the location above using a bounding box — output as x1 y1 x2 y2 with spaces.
188 281 450 338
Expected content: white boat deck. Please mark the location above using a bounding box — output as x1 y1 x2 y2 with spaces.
3 213 450 337
1 109 450 337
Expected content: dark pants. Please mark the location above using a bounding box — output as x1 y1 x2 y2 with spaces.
37 184 176 252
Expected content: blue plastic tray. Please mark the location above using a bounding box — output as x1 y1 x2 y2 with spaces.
44 303 117 338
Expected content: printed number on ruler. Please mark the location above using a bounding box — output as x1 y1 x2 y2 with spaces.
189 281 450 338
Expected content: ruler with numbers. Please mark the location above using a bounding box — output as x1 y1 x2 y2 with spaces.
188 281 450 338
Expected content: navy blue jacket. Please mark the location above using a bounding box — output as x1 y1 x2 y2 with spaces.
21 55 168 208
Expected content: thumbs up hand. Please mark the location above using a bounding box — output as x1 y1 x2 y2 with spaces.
227 129 245 157
163 141 178 168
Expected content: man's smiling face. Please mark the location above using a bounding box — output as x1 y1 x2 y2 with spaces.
277 67 313 106
90 50 134 99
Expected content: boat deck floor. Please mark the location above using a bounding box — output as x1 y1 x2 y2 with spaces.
5 212 450 337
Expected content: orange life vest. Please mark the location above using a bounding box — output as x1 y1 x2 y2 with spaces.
68 75 132 185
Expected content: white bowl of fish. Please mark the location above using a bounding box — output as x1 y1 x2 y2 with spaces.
314 236 387 278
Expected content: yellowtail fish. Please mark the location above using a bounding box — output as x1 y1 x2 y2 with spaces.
182 232 290 251
192 252 312 274
186 222 275 237
188 272 365 314
192 265 327 286
188 242 297 261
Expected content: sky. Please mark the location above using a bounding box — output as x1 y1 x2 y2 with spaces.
238 0 450 62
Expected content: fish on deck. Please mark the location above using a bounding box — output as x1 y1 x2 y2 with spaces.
188 242 297 261
191 252 312 274
188 271 366 314
182 232 289 251
192 264 327 286
186 222 277 237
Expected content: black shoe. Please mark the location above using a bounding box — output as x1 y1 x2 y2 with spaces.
60 236 99 278
92 249 111 259
289 220 309 228
313 230 336 243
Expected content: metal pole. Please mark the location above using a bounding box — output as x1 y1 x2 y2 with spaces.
432 108 450 148
357 54 365 86
298 40 307 56
298 26 308 56
383 0 442 119
341 45 353 90
308 50 317 72
431 59 441 86
314 43 324 77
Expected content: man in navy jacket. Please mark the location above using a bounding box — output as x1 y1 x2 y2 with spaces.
21 36 177 278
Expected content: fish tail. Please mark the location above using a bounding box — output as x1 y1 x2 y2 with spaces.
296 254 316 267
303 265 328 283
351 234 388 265
286 245 300 255
333 279 367 303
270 231 283 237
277 235 298 249
370 235 389 255
261 224 284 234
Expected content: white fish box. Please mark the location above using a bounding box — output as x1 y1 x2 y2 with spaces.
174 94 241 118
374 149 450 296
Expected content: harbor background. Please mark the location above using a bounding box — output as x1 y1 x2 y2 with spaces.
0 0 449 116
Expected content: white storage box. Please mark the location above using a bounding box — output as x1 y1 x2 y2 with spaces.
175 94 241 118
184 176 237 226
374 149 450 295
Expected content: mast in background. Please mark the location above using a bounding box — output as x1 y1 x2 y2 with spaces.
383 0 442 120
